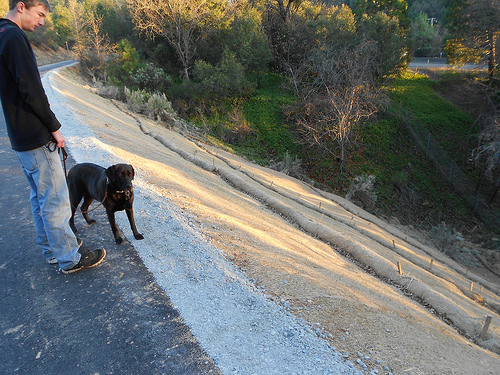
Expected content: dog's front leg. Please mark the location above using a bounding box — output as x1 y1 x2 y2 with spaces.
126 208 144 240
106 211 123 244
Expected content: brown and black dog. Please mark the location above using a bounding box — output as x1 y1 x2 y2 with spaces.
68 163 144 244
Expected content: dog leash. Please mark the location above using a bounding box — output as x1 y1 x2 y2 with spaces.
73 193 108 214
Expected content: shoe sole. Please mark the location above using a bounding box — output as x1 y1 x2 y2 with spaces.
62 249 106 275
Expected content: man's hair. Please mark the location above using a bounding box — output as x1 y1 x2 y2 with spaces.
9 0 52 12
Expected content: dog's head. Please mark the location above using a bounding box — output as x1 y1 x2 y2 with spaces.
105 164 135 197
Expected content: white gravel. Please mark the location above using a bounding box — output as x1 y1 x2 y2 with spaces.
43 69 362 375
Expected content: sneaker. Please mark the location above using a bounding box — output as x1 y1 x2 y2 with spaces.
61 249 106 274
47 238 83 264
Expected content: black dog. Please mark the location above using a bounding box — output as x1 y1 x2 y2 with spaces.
68 163 144 244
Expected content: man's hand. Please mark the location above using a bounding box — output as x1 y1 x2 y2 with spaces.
51 130 65 148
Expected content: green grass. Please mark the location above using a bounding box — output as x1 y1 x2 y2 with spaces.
357 115 472 224
242 84 296 159
385 72 477 165
193 72 297 165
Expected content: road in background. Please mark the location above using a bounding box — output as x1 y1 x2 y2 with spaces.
409 57 487 70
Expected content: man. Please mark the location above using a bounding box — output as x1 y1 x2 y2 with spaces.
0 0 105 274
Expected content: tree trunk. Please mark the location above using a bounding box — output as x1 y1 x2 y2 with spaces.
487 30 496 79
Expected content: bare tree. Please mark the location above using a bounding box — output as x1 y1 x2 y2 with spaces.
84 12 115 75
294 41 386 173
67 0 85 58
127 0 229 80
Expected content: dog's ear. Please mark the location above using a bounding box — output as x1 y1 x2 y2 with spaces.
105 166 115 181
129 165 135 179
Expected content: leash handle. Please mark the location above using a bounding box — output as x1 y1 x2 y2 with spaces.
58 146 68 177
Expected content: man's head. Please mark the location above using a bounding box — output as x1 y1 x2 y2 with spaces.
6 0 51 31
9 0 51 12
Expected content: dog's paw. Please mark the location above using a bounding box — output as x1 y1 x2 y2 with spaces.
87 219 97 225
135 233 145 240
115 237 123 244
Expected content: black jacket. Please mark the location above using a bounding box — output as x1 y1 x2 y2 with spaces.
0 18 61 151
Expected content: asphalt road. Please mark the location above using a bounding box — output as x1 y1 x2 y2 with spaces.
408 57 487 70
0 65 221 374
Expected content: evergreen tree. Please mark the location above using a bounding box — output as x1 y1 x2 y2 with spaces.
445 0 499 77
354 0 412 66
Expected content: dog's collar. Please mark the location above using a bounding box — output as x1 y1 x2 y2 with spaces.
106 177 126 194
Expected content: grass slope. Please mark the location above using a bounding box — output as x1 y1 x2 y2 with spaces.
193 70 491 243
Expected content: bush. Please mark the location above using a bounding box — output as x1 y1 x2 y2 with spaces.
224 107 255 145
124 87 174 121
345 175 378 209
147 92 175 122
124 87 148 113
270 151 304 179
192 52 255 99
131 63 173 93
429 222 463 255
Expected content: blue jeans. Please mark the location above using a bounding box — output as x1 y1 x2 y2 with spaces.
16 143 81 270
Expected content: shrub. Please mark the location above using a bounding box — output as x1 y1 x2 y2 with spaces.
429 222 463 255
224 107 255 145
131 63 173 92
147 92 174 122
192 52 255 99
270 151 304 179
124 87 174 121
125 87 149 113
94 80 125 101
345 175 378 209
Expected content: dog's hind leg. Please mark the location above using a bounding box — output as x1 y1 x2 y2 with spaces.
69 185 83 234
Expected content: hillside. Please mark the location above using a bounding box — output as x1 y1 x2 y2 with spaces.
42 65 500 374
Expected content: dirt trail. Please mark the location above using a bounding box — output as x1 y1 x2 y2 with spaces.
48 68 500 374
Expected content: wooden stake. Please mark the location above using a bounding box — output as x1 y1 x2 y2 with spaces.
470 282 474 292
480 316 493 339
392 240 396 248
397 262 403 275
429 259 434 270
